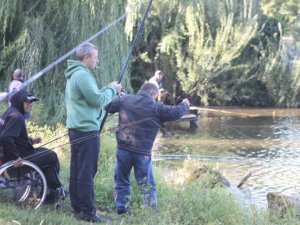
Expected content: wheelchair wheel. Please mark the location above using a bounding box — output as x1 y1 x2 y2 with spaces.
0 160 47 210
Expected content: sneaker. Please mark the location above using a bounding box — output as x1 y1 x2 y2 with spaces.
0 177 7 188
44 187 68 204
79 212 106 223
55 187 68 200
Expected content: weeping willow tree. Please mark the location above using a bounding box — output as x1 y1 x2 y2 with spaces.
0 0 130 124
157 0 281 106
164 0 263 105
260 0 300 106
261 0 300 39
127 0 299 106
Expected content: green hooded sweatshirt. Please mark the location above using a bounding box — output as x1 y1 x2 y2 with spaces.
65 60 117 131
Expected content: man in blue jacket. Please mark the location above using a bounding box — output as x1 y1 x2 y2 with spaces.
108 82 190 214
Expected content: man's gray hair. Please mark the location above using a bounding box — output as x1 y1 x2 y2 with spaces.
76 42 98 61
13 68 23 79
155 70 163 77
140 82 159 95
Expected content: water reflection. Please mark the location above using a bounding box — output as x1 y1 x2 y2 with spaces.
153 108 300 208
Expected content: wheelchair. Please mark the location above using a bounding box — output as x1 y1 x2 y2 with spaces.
0 146 47 210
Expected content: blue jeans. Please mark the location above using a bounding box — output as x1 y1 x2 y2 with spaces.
68 129 100 215
114 148 157 212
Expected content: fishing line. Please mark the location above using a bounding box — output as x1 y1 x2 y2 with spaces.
99 0 153 132
222 122 255 140
45 117 154 151
1 1 154 166
37 133 69 148
1 117 157 166
0 13 127 105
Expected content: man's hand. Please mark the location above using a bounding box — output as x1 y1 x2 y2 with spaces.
182 98 190 107
13 157 23 167
32 136 42 144
110 81 123 94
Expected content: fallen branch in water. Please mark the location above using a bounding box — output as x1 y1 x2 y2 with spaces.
237 171 252 188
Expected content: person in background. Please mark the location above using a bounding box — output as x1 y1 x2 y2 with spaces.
7 68 31 120
0 68 24 102
0 89 67 203
107 82 190 214
8 68 24 93
65 42 122 223
148 70 164 91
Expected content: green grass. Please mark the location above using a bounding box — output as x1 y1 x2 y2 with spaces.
1 124 300 225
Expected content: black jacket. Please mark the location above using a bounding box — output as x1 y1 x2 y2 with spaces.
0 89 34 160
108 90 189 155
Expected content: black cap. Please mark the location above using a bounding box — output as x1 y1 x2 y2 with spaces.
26 94 38 103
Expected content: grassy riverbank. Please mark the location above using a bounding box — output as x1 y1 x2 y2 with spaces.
0 123 299 225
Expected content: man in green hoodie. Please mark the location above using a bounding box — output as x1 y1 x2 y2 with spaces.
65 42 122 223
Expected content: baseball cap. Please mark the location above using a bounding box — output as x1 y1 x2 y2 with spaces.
26 94 38 103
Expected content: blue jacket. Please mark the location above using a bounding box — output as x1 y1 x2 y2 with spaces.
109 90 189 155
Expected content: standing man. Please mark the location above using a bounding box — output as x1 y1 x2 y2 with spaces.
108 83 190 214
65 42 122 223
148 70 164 90
149 70 165 101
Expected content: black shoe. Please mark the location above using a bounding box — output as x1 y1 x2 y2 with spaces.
44 187 68 204
72 208 81 219
117 208 132 215
56 187 68 200
44 191 56 204
73 211 81 219
79 212 106 223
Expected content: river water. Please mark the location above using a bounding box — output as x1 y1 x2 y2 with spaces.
152 108 300 209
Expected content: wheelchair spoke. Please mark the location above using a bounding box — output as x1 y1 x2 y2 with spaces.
0 160 47 210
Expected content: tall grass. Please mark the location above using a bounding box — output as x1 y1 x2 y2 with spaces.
0 124 299 225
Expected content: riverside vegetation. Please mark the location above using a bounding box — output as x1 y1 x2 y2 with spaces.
1 0 300 224
0 108 299 225
1 0 300 126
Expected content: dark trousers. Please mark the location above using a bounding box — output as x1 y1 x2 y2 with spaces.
31 148 61 190
114 148 157 212
68 129 100 215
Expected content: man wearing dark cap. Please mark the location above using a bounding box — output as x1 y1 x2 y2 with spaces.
0 89 66 202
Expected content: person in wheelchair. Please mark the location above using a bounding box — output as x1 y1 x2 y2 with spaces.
0 89 67 203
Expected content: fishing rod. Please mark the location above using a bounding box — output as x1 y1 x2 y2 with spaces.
195 107 259 117
2 117 154 166
0 13 127 105
174 92 259 117
99 0 153 132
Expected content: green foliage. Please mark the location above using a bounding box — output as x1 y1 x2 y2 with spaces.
0 0 130 124
1 124 300 224
261 0 300 38
150 0 267 105
1 0 300 118
127 0 300 107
